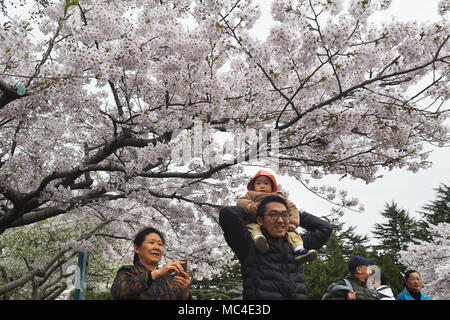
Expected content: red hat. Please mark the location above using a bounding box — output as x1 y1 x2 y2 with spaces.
247 170 278 192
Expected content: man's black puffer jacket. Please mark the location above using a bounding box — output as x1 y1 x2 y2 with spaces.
242 227 305 299
219 206 332 300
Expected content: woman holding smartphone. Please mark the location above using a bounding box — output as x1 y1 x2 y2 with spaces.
111 227 191 300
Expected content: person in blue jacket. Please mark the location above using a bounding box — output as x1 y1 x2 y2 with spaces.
396 270 431 300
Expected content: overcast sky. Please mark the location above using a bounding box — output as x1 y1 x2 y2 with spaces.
247 0 450 242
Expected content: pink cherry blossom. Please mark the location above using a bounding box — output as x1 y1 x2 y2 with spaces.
0 0 448 298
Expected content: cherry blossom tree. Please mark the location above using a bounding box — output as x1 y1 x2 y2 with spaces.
399 222 450 300
0 0 449 297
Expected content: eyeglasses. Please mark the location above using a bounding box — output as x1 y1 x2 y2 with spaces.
263 211 290 221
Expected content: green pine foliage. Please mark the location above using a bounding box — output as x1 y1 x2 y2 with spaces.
304 242 347 299
417 183 450 241
372 201 420 263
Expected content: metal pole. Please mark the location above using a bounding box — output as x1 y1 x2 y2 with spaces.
74 251 89 300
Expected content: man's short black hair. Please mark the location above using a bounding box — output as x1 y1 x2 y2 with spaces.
404 269 420 281
256 195 288 218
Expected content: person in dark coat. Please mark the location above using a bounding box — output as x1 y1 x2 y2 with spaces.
219 195 332 300
323 255 379 300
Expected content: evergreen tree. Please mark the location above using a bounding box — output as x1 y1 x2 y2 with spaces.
372 202 420 263
318 217 370 260
417 184 450 241
304 259 326 299
304 235 348 299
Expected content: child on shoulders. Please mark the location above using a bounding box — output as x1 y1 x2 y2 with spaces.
237 170 317 264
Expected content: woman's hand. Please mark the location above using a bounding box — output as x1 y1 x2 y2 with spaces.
151 260 185 280
151 260 191 299
174 269 191 300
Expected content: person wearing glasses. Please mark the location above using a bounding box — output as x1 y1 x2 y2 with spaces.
237 170 318 264
219 194 332 299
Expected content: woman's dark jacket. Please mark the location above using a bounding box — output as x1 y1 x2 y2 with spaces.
219 205 332 300
111 260 187 300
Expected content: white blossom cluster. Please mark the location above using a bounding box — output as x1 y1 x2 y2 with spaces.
0 0 448 295
399 223 450 300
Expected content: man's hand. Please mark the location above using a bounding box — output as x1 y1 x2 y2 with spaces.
346 291 357 300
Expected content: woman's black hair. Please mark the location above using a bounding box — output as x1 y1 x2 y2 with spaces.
133 227 165 264
404 269 420 281
256 195 288 218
